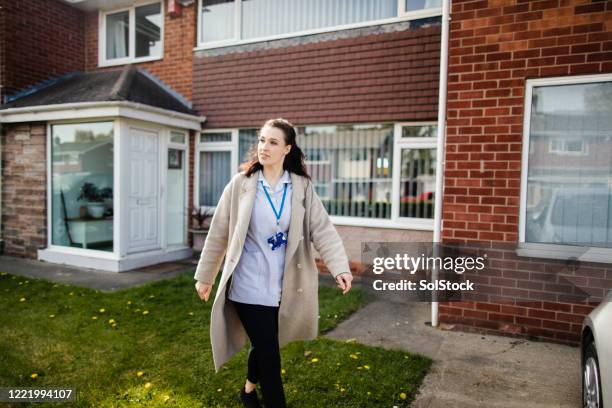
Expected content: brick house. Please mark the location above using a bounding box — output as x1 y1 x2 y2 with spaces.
439 0 612 344
0 0 610 343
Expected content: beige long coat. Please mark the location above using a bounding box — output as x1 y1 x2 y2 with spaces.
194 169 352 372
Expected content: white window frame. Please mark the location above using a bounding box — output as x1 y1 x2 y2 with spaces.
194 129 238 209
517 73 612 264
99 0 164 67
196 0 442 50
196 123 437 230
165 129 190 248
45 118 121 260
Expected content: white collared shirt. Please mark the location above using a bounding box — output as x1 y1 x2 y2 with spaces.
228 169 292 306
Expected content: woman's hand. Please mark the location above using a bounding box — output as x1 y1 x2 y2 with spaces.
335 273 353 295
195 281 213 302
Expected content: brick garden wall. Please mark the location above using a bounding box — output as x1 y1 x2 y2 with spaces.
0 0 85 101
0 123 47 258
193 24 441 128
440 0 612 344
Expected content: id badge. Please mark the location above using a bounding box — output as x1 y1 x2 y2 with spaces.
267 231 288 251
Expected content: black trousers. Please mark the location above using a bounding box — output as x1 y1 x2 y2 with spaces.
232 300 287 408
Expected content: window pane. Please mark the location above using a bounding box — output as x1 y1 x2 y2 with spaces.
51 122 114 252
238 128 259 165
298 124 394 219
135 3 162 58
526 81 612 248
406 0 442 12
106 11 129 59
399 148 436 218
200 132 232 142
241 0 396 40
201 0 234 43
402 125 437 138
199 151 232 206
167 149 185 245
170 131 186 144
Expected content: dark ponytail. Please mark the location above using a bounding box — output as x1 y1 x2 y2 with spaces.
242 118 311 180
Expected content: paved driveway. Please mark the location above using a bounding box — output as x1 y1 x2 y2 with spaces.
325 300 581 407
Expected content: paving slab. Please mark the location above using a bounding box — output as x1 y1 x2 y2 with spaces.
0 255 196 292
325 300 581 408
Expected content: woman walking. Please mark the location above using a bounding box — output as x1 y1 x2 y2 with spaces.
194 118 353 407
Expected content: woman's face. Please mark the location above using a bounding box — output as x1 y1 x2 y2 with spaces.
257 126 291 167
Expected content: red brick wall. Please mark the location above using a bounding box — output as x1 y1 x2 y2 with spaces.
0 0 85 101
193 25 441 128
1 123 47 258
84 2 196 101
440 0 612 344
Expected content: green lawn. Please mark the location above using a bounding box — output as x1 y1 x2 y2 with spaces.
0 271 431 407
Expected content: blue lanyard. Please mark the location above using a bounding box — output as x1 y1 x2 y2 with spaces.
260 180 288 227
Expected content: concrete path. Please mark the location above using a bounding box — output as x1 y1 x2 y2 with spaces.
0 255 196 292
325 300 581 408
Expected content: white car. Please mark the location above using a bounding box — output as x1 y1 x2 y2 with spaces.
582 289 612 408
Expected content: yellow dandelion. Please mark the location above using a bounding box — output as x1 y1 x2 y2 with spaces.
136 371 144 377
216 388 222 392
144 382 152 389
19 297 26 302
92 316 98 320
364 365 370 370
162 395 170 402
357 366 363 370
49 314 55 318
30 373 38 380
188 311 194 316
367 391 371 396
127 301 132 305
111 323 117 328
336 363 341 366
108 319 116 324
356 352 361 355
349 354 358 359
281 368 286 374
69 292 74 296
99 308 105 313
340 388 346 393
400 392 407 400
142 310 149 315
310 357 319 363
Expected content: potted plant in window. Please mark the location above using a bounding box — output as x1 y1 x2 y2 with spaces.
189 206 215 252
77 182 108 218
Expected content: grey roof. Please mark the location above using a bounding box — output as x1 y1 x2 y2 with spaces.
0 65 197 116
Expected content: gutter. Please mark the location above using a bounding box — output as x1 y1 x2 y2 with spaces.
432 0 451 327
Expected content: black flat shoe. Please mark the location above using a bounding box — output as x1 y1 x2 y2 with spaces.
238 386 262 408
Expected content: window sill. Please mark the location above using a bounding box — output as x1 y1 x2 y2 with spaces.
99 55 163 68
330 215 434 231
516 242 612 265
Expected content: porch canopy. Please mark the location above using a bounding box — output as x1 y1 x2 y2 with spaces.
0 65 205 272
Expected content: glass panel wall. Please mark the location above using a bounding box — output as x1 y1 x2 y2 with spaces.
51 122 114 251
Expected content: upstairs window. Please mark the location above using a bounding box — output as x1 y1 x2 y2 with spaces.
198 0 442 49
101 2 163 66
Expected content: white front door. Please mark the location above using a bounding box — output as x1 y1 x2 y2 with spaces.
127 126 160 253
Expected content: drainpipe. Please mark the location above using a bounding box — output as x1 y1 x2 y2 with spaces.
432 0 451 327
